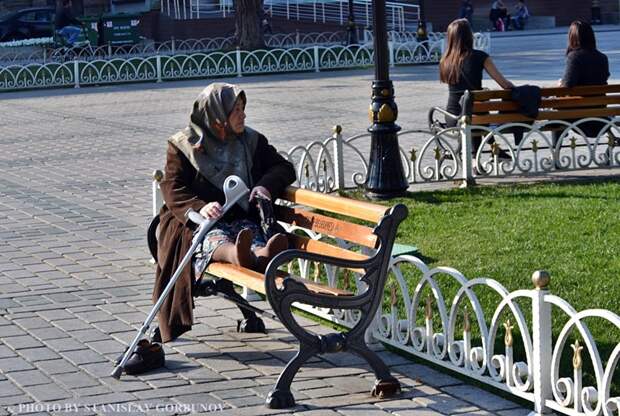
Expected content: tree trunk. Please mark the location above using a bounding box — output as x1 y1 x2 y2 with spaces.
72 0 83 16
234 0 265 49
55 0 83 17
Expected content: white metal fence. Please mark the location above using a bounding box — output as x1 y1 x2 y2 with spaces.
285 117 619 193
0 32 490 92
0 32 349 64
164 0 420 32
291 251 620 416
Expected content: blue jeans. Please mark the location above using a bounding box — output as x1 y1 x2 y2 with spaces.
58 26 81 45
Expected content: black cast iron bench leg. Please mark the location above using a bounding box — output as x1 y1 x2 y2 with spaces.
347 340 400 397
266 344 317 408
264 278 400 409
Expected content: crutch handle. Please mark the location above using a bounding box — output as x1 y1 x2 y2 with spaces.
185 208 206 226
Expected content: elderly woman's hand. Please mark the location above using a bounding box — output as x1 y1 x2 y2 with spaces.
200 202 223 219
249 186 271 201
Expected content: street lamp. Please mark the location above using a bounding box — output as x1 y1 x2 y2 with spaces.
364 0 408 199
346 0 358 44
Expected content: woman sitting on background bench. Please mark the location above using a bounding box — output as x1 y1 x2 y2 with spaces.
153 83 296 342
439 18 514 156
554 21 614 145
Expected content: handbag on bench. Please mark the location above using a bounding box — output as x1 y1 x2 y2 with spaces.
255 195 286 241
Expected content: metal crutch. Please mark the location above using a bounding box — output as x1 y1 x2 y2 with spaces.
111 175 250 379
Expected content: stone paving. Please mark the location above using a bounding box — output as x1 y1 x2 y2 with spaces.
0 28 619 415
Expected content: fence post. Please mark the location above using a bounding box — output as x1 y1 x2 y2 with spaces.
171 36 176 54
388 41 395 67
156 55 162 82
332 125 345 191
460 115 475 187
43 48 46 63
314 45 320 72
236 47 243 77
296 29 300 46
107 42 112 58
73 60 80 88
531 270 553 415
152 170 164 217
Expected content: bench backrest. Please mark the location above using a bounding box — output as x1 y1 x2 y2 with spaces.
275 186 389 265
465 84 620 125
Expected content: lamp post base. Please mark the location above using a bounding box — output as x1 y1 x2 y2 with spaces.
364 128 408 199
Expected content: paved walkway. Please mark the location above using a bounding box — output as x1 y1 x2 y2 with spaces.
1 29 619 415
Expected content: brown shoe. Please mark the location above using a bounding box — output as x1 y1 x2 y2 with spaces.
255 233 288 273
234 228 256 269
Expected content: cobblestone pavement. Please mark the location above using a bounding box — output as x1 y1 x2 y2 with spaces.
0 29 619 415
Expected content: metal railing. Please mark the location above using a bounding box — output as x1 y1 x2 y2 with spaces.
163 0 420 32
284 118 619 194
0 30 488 65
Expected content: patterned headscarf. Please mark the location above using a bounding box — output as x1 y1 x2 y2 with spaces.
188 83 247 145
170 83 257 211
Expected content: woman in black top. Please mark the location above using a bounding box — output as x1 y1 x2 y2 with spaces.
560 21 609 87
557 21 611 141
440 19 513 125
439 19 513 153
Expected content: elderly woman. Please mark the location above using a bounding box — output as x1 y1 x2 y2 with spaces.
153 83 296 342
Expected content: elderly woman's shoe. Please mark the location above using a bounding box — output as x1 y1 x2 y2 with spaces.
255 233 289 273
115 339 165 375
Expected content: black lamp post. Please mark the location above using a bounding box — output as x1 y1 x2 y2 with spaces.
416 0 428 42
364 0 408 199
346 0 358 44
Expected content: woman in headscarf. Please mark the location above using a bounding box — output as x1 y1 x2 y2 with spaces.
153 83 296 342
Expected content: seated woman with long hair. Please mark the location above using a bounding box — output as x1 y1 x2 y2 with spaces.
555 20 613 144
439 18 514 154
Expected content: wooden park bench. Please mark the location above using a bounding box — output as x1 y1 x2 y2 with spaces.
427 84 620 174
147 180 408 409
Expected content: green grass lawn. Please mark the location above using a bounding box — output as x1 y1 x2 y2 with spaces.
347 180 620 393
389 181 620 312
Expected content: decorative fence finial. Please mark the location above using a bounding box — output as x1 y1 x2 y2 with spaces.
531 270 550 290
503 319 514 347
153 169 164 182
333 125 342 134
343 269 351 292
491 142 500 156
425 295 433 320
390 283 397 306
571 339 583 370
463 306 470 332
570 137 577 149
433 146 441 160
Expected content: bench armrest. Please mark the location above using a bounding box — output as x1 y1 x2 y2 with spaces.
264 247 376 305
428 106 460 131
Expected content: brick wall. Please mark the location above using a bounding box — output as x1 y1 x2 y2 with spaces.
0 0 108 15
140 12 346 42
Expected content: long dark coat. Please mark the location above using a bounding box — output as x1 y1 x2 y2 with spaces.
154 134 295 342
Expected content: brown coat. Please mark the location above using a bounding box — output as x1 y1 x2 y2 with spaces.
153 134 296 342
